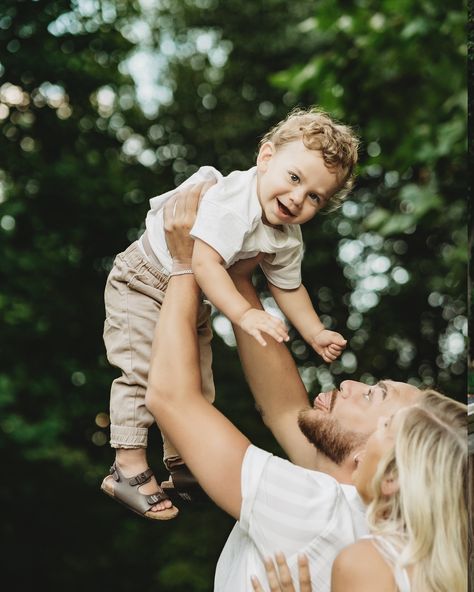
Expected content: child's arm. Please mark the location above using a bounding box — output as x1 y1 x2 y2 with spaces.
268 282 347 363
192 238 289 346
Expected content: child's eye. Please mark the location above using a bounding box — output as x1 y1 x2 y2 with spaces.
289 172 299 183
308 193 321 204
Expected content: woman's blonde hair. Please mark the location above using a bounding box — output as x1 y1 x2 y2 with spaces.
367 390 467 592
259 107 360 211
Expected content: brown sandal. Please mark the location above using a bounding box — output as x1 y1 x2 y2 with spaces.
101 462 179 520
161 462 210 504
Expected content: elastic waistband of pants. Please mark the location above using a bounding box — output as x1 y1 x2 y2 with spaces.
141 231 168 272
120 240 170 287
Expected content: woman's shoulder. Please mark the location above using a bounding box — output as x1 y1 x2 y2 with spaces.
331 538 397 592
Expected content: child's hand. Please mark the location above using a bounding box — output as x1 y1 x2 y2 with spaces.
309 329 347 363
239 308 289 347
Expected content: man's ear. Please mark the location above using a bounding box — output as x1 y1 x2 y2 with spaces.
381 474 399 497
256 141 275 172
352 448 364 469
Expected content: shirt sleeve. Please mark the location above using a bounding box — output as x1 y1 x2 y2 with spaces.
148 165 221 211
239 445 345 558
260 244 303 289
189 168 260 264
190 198 251 264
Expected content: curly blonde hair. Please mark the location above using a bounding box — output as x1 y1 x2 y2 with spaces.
367 390 467 592
259 107 360 211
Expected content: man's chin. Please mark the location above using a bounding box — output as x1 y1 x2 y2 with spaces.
297 408 364 466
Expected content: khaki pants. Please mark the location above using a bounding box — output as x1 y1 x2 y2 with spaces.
103 241 215 462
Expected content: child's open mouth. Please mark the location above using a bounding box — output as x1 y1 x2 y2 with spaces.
277 199 294 217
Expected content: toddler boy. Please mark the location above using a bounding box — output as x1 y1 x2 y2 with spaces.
101 107 359 519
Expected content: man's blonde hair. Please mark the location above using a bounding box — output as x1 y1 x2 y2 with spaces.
367 390 467 592
259 107 360 211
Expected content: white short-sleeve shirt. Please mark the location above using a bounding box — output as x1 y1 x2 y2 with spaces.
214 445 368 592
143 166 304 289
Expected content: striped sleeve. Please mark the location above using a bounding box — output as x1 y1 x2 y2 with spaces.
240 445 346 558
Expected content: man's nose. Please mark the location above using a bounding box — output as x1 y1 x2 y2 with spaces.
339 380 359 399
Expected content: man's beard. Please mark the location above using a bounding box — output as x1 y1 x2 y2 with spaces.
298 407 368 465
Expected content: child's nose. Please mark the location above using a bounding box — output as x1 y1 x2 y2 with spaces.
290 190 305 206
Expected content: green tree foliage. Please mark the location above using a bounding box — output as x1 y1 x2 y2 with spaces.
270 0 467 397
0 0 467 590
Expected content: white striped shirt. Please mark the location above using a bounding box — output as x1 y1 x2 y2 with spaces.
214 445 368 591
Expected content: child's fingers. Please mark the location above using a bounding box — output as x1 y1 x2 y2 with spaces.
257 315 288 343
266 316 289 341
251 329 267 347
264 325 289 343
322 350 337 363
333 336 347 347
326 345 344 358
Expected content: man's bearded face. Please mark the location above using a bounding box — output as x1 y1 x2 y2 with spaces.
298 407 368 465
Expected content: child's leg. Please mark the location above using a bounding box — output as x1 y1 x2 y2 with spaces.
103 242 176 517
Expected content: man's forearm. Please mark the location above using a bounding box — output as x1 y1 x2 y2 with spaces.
147 275 202 396
230 274 318 468
145 274 250 518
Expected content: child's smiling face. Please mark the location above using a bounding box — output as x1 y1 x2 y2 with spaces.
256 139 343 227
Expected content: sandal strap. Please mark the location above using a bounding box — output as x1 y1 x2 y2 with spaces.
166 463 209 503
109 462 153 487
145 490 170 505
129 468 153 487
108 462 173 515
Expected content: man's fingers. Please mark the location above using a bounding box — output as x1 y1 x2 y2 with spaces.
199 178 216 201
167 178 214 228
163 196 178 230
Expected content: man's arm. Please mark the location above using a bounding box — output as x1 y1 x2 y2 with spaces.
228 264 319 469
145 184 250 519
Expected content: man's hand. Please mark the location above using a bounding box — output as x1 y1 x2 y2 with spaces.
163 180 216 262
239 308 289 347
309 329 347 363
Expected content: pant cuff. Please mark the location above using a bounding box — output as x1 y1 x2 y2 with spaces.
110 425 148 448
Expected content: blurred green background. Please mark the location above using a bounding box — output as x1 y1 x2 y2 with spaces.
0 1 467 590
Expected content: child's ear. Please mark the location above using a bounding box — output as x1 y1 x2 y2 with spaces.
381 474 399 497
256 141 275 172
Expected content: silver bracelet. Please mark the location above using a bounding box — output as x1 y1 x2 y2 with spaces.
169 269 193 277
